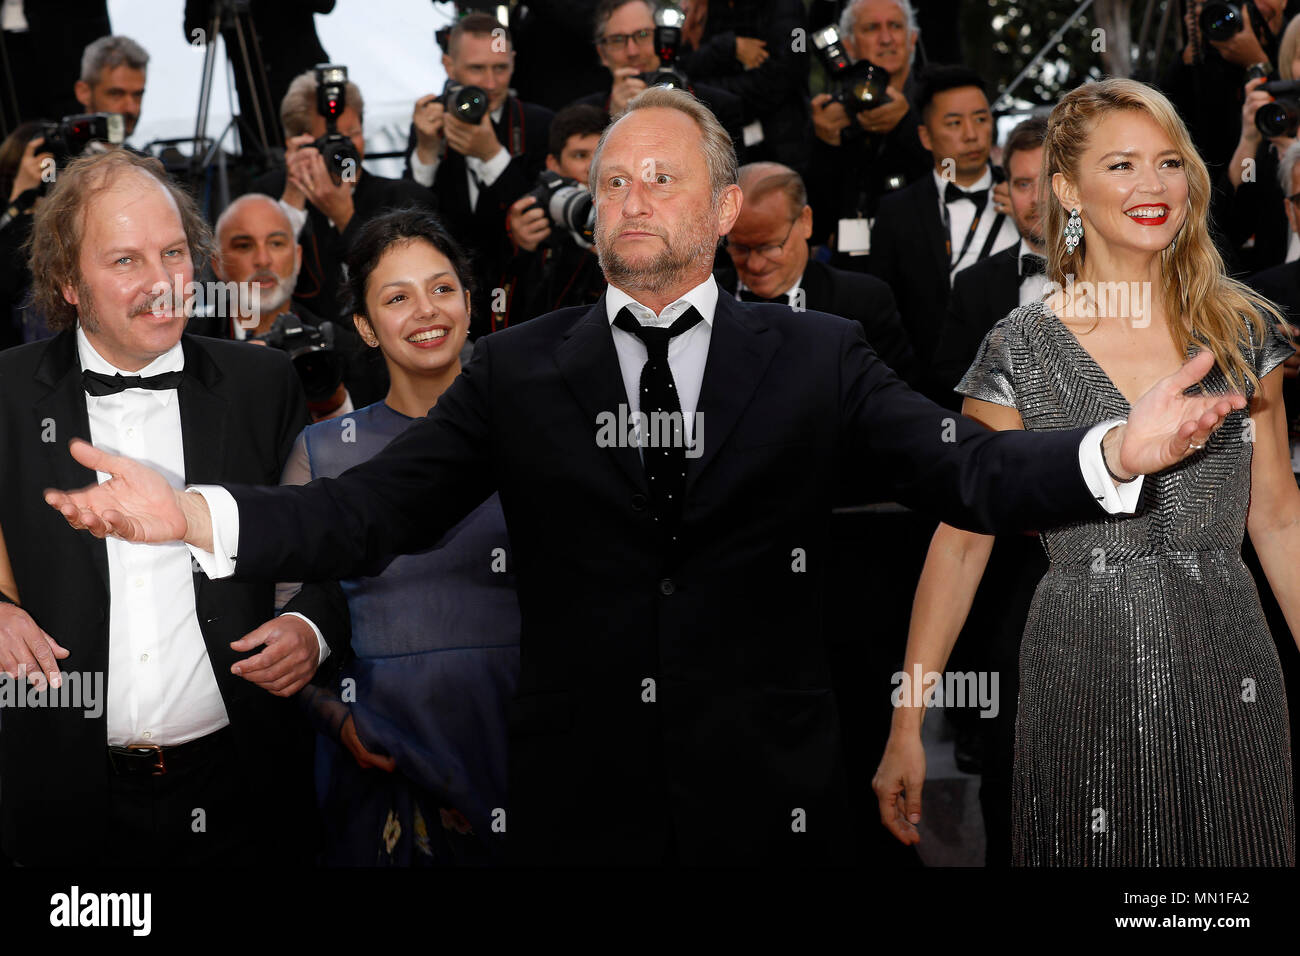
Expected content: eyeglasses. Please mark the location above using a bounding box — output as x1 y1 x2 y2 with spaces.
598 28 654 48
723 216 801 262
1289 192 1300 203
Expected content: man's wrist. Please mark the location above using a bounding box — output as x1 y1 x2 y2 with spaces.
1101 424 1137 483
179 488 213 550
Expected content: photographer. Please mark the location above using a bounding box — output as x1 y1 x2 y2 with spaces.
572 0 744 152
404 14 554 336
73 35 148 141
249 68 434 325
0 123 51 349
501 104 608 325
805 0 931 249
1160 0 1288 172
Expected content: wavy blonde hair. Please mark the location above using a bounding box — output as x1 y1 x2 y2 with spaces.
1042 78 1283 392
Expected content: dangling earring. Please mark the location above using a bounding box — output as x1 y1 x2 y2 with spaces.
1168 231 1179 253
1064 207 1083 255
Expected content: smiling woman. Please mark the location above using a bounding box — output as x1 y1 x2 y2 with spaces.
873 78 1300 867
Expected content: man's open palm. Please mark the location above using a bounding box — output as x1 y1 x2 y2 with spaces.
44 439 188 543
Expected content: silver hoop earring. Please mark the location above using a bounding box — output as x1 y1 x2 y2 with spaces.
1064 207 1083 255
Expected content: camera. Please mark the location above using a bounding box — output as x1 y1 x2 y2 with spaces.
1200 1 1247 42
440 79 490 126
39 113 126 166
637 4 691 91
252 312 344 403
522 171 595 247
311 64 361 185
1255 79 1300 137
811 25 890 115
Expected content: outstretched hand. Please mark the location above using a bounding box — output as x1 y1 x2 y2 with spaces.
1112 350 1248 479
43 439 190 544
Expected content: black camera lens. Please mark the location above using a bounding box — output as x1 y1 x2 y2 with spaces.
450 85 489 124
1200 1 1244 43
1256 100 1300 138
845 62 890 112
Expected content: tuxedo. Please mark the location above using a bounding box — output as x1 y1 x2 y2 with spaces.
210 290 1110 865
715 258 917 386
0 331 347 865
403 95 554 335
868 171 1016 374
928 243 1023 408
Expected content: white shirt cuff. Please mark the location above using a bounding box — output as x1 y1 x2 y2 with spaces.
409 148 438 187
279 200 308 238
184 485 240 578
280 611 330 666
467 145 509 188
1079 419 1145 514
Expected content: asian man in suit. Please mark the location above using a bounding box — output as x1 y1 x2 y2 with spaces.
47 88 1247 866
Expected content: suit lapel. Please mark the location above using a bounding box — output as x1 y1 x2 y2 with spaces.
995 247 1021 321
33 331 108 598
687 295 780 493
177 336 229 486
554 298 648 492
918 176 951 282
799 260 830 314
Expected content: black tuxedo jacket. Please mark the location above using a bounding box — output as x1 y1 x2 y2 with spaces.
714 258 916 386
403 95 554 333
928 244 1022 408
215 292 1105 864
0 331 347 865
868 173 1012 374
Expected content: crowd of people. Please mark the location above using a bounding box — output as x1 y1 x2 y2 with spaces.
0 0 1298 869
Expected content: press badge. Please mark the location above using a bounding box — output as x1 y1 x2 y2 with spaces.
837 218 871 255
742 120 764 147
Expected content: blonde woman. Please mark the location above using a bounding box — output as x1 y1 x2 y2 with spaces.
873 78 1299 866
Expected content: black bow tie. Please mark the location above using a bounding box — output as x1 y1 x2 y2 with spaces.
1018 253 1046 278
738 289 789 305
944 182 989 206
82 368 184 396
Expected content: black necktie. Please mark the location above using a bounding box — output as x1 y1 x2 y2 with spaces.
944 182 989 208
612 305 704 539
738 289 788 305
1018 253 1046 279
82 369 184 396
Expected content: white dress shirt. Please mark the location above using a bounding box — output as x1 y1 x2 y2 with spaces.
78 327 231 746
408 105 510 211
190 274 1144 574
935 168 1020 277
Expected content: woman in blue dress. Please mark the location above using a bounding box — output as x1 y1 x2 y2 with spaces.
280 209 520 865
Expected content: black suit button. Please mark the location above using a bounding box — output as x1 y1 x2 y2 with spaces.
631 493 648 512
659 578 675 596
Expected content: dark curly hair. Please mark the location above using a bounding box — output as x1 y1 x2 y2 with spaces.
27 148 215 332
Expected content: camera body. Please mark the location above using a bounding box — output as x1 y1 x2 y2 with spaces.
310 64 361 185
523 170 595 247
1255 79 1300 137
39 113 125 167
440 80 490 126
811 25 890 115
251 312 344 403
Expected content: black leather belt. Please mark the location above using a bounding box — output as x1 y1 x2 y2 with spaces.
107 726 231 777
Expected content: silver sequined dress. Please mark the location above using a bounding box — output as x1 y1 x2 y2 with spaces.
957 300 1296 866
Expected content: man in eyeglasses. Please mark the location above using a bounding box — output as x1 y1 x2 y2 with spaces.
716 161 915 384
573 0 745 155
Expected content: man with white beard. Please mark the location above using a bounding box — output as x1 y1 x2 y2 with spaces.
209 194 303 340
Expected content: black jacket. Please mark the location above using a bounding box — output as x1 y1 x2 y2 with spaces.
0 331 348 865
213 292 1106 865
928 243 1022 408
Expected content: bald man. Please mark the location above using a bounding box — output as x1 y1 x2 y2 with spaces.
200 194 304 341
716 161 916 384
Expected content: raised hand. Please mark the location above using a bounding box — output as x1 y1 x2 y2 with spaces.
1110 350 1248 479
43 438 190 544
